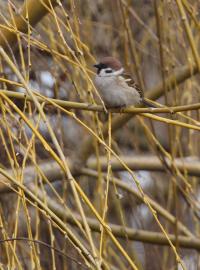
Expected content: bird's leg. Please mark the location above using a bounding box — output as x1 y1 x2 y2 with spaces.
107 104 126 113
119 104 126 114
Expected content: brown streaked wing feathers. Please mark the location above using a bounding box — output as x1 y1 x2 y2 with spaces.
122 73 144 98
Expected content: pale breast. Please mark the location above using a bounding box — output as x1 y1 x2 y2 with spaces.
94 75 141 107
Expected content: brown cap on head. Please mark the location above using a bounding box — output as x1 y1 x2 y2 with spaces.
94 56 122 71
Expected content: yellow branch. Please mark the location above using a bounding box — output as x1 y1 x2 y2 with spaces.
0 0 62 48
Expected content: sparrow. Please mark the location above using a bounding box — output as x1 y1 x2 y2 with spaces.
94 56 154 108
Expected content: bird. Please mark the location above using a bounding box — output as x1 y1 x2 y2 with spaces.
94 56 154 108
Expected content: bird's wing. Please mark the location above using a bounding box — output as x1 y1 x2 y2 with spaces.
120 72 144 98
119 73 157 107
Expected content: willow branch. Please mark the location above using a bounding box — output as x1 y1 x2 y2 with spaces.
176 0 200 70
80 168 194 238
1 156 200 193
0 237 88 268
78 62 199 163
0 167 96 267
1 89 200 114
0 157 196 237
87 155 200 176
37 188 200 251
0 0 62 48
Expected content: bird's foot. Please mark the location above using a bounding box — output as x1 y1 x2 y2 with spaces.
107 104 126 113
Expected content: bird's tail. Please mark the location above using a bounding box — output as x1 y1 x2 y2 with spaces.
142 98 157 108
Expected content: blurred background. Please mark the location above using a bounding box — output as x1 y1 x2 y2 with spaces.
0 0 199 269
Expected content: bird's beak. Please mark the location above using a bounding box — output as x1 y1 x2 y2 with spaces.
93 64 101 68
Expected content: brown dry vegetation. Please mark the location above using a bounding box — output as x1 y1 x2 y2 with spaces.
0 0 200 269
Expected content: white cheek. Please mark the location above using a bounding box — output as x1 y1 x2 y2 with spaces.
99 70 103 77
99 67 124 77
99 69 107 77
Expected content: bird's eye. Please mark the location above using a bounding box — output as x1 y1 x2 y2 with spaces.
105 69 112 73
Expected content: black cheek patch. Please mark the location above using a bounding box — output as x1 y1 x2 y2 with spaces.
105 69 112 73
